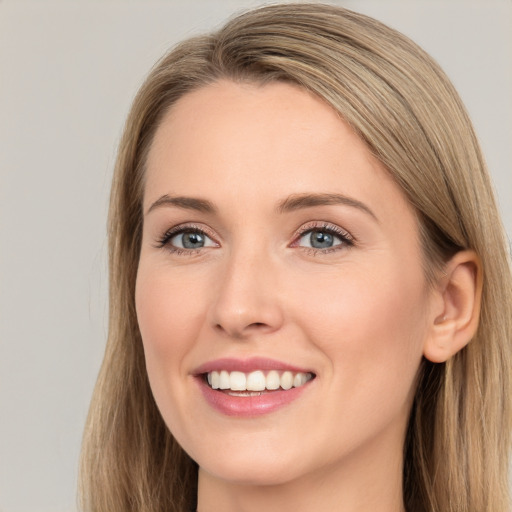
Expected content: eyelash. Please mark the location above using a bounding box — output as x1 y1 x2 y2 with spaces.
293 222 355 255
155 222 355 256
155 224 217 256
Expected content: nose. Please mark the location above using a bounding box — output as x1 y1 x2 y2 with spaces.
208 247 285 340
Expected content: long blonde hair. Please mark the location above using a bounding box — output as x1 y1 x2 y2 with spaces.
79 4 512 511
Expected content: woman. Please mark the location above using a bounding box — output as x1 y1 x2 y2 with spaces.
79 4 512 511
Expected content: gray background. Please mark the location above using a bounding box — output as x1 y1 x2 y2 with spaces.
0 1 510 511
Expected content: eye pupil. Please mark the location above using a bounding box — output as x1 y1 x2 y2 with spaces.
182 232 204 248
310 230 333 249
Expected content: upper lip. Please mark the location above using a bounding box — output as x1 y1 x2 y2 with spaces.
193 357 314 376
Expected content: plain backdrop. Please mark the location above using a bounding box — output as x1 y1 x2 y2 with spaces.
0 1 510 511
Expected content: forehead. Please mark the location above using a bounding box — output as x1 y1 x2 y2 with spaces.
144 80 412 224
146 80 349 181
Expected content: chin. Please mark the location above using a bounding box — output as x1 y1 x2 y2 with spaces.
200 461 303 488
194 442 311 487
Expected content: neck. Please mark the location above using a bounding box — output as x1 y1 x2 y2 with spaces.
196 431 406 512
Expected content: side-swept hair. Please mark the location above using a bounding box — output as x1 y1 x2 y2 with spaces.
80 4 512 511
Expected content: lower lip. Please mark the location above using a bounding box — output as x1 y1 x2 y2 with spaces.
196 377 312 417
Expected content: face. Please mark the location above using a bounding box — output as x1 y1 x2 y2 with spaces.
136 80 435 486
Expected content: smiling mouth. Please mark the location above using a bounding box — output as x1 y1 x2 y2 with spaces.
204 370 315 395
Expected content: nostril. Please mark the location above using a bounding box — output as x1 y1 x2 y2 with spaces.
214 320 273 339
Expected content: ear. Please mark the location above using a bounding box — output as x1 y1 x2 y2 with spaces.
423 250 483 363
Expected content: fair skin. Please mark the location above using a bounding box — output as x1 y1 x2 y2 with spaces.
135 80 480 512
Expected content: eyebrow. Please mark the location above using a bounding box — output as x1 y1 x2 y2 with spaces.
277 193 377 221
146 192 377 221
146 194 217 215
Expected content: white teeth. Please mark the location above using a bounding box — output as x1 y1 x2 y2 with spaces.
206 369 313 392
266 370 281 390
229 371 246 391
281 371 293 390
246 370 266 391
219 370 230 389
293 373 306 387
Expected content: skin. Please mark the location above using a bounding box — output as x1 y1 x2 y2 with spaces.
135 80 459 511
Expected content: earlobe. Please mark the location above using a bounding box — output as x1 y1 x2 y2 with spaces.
423 250 483 363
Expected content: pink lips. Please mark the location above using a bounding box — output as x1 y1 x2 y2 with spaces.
193 356 313 375
193 357 315 417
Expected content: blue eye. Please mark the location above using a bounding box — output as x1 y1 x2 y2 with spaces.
297 226 353 251
157 227 218 253
170 231 202 249
169 230 217 250
305 230 336 249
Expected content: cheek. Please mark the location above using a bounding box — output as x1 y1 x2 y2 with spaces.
137 265 200 337
135 266 206 382
135 264 213 445
290 261 427 406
